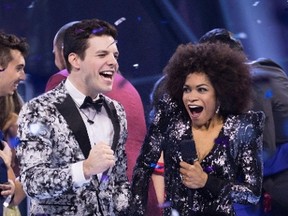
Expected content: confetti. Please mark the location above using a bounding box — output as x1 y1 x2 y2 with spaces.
114 17 126 26
265 89 273 99
253 1 260 7
133 63 139 69
234 32 247 39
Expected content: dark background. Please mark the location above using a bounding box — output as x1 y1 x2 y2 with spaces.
1 0 288 119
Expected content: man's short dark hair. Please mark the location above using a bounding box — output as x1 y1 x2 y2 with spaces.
0 32 29 68
63 19 117 72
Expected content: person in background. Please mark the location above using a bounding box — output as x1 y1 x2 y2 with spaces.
17 18 131 215
0 91 23 128
250 58 288 216
131 42 265 215
46 20 159 215
1 112 26 216
45 21 79 92
0 91 24 175
0 31 28 214
199 28 288 216
148 75 167 124
0 91 27 216
148 76 166 206
2 113 20 172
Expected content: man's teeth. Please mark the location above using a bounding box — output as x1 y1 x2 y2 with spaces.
101 71 113 75
100 71 114 78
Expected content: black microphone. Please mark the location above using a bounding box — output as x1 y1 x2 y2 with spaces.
179 139 198 214
179 139 197 164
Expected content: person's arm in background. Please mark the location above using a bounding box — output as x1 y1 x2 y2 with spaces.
8 174 26 206
0 141 13 198
151 151 165 204
130 96 171 215
149 77 167 206
0 142 26 206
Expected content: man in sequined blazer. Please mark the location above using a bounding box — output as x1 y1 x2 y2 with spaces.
16 19 130 215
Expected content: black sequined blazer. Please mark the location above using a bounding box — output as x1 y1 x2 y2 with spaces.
131 95 265 216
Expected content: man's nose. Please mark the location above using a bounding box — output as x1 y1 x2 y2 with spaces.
20 70 26 80
107 54 118 66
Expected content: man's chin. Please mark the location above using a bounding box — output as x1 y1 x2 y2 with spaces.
102 86 113 93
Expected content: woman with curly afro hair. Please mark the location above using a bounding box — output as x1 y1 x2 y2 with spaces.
131 42 265 216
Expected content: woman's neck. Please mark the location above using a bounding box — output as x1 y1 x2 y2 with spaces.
193 115 223 131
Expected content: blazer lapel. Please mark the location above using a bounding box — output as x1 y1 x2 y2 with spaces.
54 94 91 159
100 98 120 183
55 91 121 184
102 98 120 152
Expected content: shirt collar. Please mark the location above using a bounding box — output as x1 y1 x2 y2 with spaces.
65 78 86 106
65 78 104 106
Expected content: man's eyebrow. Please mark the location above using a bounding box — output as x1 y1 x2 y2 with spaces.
106 40 118 48
17 64 25 68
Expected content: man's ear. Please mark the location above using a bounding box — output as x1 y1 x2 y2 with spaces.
68 53 80 70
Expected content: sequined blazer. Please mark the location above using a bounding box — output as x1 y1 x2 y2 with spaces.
131 95 265 216
16 82 130 216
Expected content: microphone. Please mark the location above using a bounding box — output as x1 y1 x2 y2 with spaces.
179 139 197 164
179 139 197 214
3 194 12 207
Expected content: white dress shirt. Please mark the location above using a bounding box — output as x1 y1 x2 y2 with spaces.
65 78 114 186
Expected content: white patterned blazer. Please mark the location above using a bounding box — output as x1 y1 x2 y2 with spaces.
16 82 130 216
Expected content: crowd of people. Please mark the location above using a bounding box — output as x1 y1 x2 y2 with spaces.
0 18 287 216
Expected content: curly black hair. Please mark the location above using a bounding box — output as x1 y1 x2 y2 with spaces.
164 42 252 117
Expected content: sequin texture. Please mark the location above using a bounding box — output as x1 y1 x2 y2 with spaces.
130 95 264 216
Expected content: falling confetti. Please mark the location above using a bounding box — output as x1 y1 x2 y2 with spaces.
253 1 260 7
265 89 273 99
234 32 248 39
114 17 126 26
133 63 139 69
27 0 37 9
